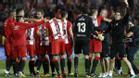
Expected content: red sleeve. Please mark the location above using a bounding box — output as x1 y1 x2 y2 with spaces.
16 20 44 30
67 21 73 37
4 19 9 37
97 16 103 26
67 21 72 30
3 18 13 38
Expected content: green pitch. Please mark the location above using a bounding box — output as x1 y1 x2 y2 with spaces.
0 55 139 78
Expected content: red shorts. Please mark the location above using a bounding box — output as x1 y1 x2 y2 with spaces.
51 39 65 55
46 45 51 55
35 40 40 55
13 46 27 59
90 39 102 53
35 44 51 55
4 39 12 57
65 43 72 55
27 45 35 57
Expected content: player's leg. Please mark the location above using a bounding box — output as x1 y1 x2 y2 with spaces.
89 39 93 72
104 56 110 76
43 55 50 76
122 57 135 76
67 54 73 75
108 57 115 77
60 53 66 77
90 40 102 77
49 54 56 77
127 46 139 74
74 40 81 77
42 46 50 76
82 39 91 78
59 40 66 77
35 55 42 75
47 44 56 76
51 40 61 77
74 54 79 77
52 55 60 77
34 41 42 75
84 54 90 78
91 53 101 76
119 45 136 77
114 56 122 75
27 45 36 75
12 59 18 76
18 57 26 77
11 48 19 77
66 43 73 75
99 53 106 78
34 46 43 75
100 56 110 77
5 57 13 76
18 47 27 77
100 42 110 77
108 45 117 77
29 57 36 75
4 40 12 76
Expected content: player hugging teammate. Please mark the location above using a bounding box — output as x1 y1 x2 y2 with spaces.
3 0 139 78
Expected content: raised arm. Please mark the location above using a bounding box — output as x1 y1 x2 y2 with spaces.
18 19 44 29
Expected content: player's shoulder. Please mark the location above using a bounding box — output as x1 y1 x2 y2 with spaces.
4 18 15 27
4 17 12 23
67 20 72 24
77 14 91 21
49 18 54 23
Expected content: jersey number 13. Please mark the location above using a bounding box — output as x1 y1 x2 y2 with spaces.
77 22 86 33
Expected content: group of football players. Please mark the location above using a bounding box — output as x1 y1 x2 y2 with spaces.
3 0 139 78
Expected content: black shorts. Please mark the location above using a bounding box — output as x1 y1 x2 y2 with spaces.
101 34 110 57
101 42 110 57
110 43 127 59
74 38 90 55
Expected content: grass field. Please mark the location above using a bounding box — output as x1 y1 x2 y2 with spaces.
0 55 139 78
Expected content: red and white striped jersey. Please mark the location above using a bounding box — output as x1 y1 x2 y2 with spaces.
49 18 65 40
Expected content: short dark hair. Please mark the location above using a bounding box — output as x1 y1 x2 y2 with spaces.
90 8 98 13
79 3 90 14
9 8 16 15
54 4 65 14
16 8 24 15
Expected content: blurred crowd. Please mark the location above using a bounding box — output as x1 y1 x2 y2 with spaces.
1 0 139 78
0 0 139 44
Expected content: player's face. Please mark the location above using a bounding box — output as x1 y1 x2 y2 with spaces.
64 13 68 19
16 10 24 22
11 11 16 18
55 10 62 19
100 9 108 17
62 12 68 19
92 10 98 18
18 10 25 17
36 12 43 19
114 12 122 20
